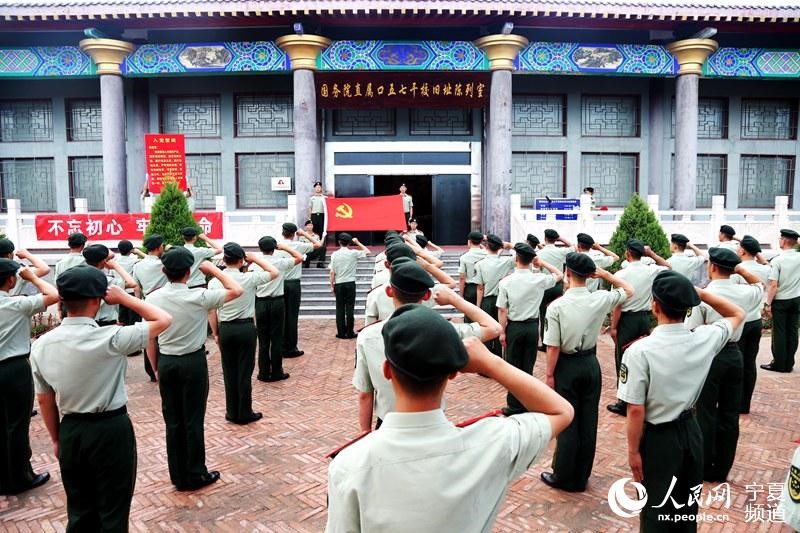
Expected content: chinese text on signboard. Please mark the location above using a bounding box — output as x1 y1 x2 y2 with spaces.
145 134 186 193
35 212 223 241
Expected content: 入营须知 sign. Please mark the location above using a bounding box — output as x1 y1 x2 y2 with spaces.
145 134 186 193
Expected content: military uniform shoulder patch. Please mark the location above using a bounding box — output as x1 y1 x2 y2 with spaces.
619 363 629 384
686 307 693 317
790 464 800 503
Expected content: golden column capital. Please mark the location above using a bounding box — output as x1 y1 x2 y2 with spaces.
666 39 719 76
275 34 332 71
79 38 135 76
474 34 529 71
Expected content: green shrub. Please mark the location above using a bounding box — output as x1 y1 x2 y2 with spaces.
607 194 671 272
144 181 203 247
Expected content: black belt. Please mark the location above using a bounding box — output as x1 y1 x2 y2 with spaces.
284 279 300 284
647 408 696 428
465 282 477 287
63 405 127 421
221 318 253 324
96 319 117 327
622 310 650 316
0 353 30 364
160 346 205 358
189 283 207 289
561 347 596 357
256 295 283 301
509 318 539 324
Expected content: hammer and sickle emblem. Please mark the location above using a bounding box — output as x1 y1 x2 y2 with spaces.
335 203 354 219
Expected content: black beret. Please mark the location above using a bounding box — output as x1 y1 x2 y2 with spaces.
0 238 14 255
82 244 111 264
223 242 246 260
181 227 198 238
313 181 322 187
390 260 434 295
304 220 313 226
118 240 133 254
258 236 277 251
739 235 761 255
627 239 646 256
565 252 596 277
514 242 536 261
384 236 403 248
57 265 108 300
544 229 559 240
282 222 298 233
161 246 194 271
671 234 690 245
486 234 503 247
780 228 799 240
526 234 540 247
0 258 20 276
577 233 595 247
709 247 741 269
719 225 735 237
143 234 164 251
652 270 700 310
583 187 594 194
468 231 484 244
408 217 417 223
415 235 429 248
386 243 416 264
382 304 468 382
67 232 87 248
338 232 353 244
384 231 399 242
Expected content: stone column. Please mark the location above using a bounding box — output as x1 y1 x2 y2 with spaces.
666 38 718 210
276 34 331 225
475 34 528 239
647 79 666 205
79 38 135 213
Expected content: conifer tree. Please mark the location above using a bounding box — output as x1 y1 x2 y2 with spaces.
143 181 202 247
607 194 671 271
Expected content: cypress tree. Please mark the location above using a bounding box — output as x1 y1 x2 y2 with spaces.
143 181 203 247
607 194 671 271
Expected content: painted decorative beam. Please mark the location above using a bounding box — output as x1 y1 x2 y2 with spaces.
704 47 800 78
123 41 289 75
318 40 487 71
515 42 677 76
0 46 94 77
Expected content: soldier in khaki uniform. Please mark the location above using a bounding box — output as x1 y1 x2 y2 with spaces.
763 228 800 373
301 220 322 268
354 258 501 430
497 243 563 415
415 235 444 261
32 266 171 529
619 271 744 530
115 240 144 328
133 234 168 382
537 229 573 349
458 231 487 322
717 224 740 252
540 253 633 492
668 234 707 285
55 232 88 318
82 244 137 327
307 181 327 268
330 233 370 339
686 248 764 481
399 182 413 222
733 235 771 285
208 243 278 424
575 233 618 292
608 239 670 417
475 234 515 355
181 227 223 289
0 239 51 296
0 259 58 495
252 236 303 383
327 305 573 532
146 247 243 491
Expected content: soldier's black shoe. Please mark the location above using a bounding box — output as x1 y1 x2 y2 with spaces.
264 373 290 382
760 363 790 372
317 263 324 268
607 402 627 416
177 471 220 492
537 345 546 352
284 350 304 358
540 472 585 492
3 472 50 495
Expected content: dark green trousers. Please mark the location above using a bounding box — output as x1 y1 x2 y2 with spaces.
640 414 703 532
0 356 36 495
219 319 256 421
737 319 762 414
539 281 563 340
335 281 357 337
118 301 140 327
59 410 136 533
256 296 285 379
615 311 652 377
505 319 539 413
143 340 157 382
551 349 600 491
697 342 742 482
462 283 477 324
771 296 799 371
480 294 501 356
282 279 302 353
157 347 210 488
311 213 326 264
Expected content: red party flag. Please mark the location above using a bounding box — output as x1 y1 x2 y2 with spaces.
324 195 407 232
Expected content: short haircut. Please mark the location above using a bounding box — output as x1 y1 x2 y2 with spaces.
392 286 427 305
576 242 590 252
712 263 735 276
390 364 448 397
282 230 294 239
673 243 687 252
659 303 687 321
568 270 587 283
64 298 95 315
487 241 501 252
0 273 13 287
223 255 241 266
628 248 643 260
516 254 533 266
164 266 190 282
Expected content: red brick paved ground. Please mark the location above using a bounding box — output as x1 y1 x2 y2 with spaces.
1 321 797 532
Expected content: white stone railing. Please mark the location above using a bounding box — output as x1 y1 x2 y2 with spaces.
511 194 797 250
0 195 297 250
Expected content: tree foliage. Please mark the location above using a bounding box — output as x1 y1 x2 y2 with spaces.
607 194 671 271
143 181 202 247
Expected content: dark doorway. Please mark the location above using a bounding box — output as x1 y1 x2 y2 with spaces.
433 175 471 245
374 175 432 242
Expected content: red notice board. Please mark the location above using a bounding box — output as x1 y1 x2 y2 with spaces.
145 134 186 193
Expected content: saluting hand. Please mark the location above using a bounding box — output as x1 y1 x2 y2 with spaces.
433 286 458 307
18 267 34 281
104 285 128 305
461 337 496 375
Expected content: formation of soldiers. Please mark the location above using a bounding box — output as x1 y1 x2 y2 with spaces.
0 220 798 532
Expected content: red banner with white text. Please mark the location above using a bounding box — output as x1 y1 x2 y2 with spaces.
324 196 407 231
35 212 223 241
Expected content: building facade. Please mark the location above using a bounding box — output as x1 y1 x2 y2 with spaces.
1 1 799 243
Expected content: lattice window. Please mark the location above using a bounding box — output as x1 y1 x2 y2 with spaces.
160 95 221 138
512 95 566 137
580 153 639 207
581 95 640 137
740 99 798 140
235 95 293 137
409 109 472 135
0 158 56 212
0 100 53 142
670 154 727 208
185 154 222 209
511 152 566 208
333 109 395 136
670 98 728 139
66 99 102 142
739 155 795 208
235 153 295 208
69 156 104 211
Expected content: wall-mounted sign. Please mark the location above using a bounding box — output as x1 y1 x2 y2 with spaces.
315 72 491 108
35 212 223 241
271 177 292 191
145 134 186 193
